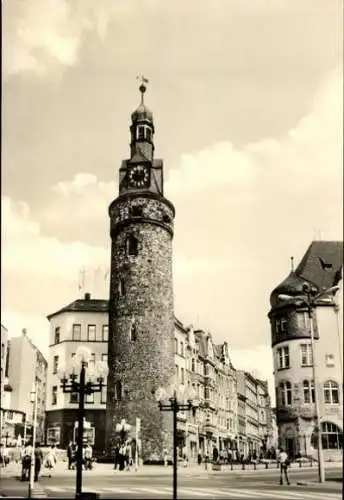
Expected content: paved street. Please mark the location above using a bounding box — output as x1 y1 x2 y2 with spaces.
1 465 341 499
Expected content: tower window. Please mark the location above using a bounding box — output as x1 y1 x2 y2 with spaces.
300 344 313 366
276 317 288 334
53 356 59 374
303 380 315 404
323 381 339 404
118 279 126 296
131 205 143 217
279 381 292 406
115 381 122 401
72 324 81 341
146 127 152 142
126 235 139 256
277 346 290 369
52 386 57 406
130 322 137 342
137 125 145 140
54 327 60 344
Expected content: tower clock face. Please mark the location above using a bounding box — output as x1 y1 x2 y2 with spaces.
128 165 150 188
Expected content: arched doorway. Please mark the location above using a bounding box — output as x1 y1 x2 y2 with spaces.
311 422 343 450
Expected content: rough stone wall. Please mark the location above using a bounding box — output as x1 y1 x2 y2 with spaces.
106 195 175 460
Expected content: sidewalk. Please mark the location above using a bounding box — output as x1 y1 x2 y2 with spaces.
1 460 342 479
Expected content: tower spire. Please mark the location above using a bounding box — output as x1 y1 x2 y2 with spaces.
290 256 294 272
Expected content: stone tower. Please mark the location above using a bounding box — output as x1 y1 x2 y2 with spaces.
105 81 175 460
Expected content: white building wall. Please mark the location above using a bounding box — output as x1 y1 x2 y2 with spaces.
46 311 109 412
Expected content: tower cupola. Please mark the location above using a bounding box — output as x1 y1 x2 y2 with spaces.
130 77 154 161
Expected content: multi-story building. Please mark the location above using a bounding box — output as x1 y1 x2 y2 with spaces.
174 324 238 460
45 293 108 452
5 329 47 444
45 297 241 458
269 241 343 460
236 371 272 458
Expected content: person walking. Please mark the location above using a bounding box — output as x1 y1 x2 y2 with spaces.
21 443 32 481
45 444 57 477
113 443 120 470
67 441 73 470
278 448 290 485
34 443 44 482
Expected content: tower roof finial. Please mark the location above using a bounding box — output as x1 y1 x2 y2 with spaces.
290 256 294 272
136 74 149 105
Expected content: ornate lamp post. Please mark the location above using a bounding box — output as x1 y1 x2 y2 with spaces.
116 419 131 445
278 283 339 483
155 385 197 500
57 346 108 499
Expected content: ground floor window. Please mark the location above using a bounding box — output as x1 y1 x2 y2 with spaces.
311 421 343 450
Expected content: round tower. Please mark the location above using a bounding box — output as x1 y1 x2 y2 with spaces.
106 80 175 460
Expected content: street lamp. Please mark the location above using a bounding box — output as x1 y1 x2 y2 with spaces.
28 386 38 499
278 283 339 483
116 419 131 445
155 384 197 500
58 346 108 499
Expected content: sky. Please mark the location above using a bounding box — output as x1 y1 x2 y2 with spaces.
2 0 343 398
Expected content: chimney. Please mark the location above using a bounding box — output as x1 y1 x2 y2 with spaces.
84 293 91 301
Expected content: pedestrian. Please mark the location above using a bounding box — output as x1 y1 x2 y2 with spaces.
1 444 9 467
113 443 120 470
212 446 219 464
125 440 132 471
67 441 73 470
163 447 168 467
197 452 202 466
278 448 290 485
34 443 44 482
21 442 32 481
118 443 126 471
182 445 188 468
45 444 57 477
84 444 93 470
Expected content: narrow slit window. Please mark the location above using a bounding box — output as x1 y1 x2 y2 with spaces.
118 279 126 296
130 322 137 342
126 235 139 256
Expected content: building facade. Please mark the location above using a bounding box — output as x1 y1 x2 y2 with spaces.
105 82 176 459
4 329 47 444
269 241 343 461
45 296 273 459
236 371 273 458
45 293 108 452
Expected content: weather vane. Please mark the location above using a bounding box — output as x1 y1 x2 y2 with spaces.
136 74 149 103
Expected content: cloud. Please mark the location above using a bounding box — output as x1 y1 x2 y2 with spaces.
166 72 342 199
2 0 113 78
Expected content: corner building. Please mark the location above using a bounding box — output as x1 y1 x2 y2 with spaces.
268 241 343 461
106 84 175 459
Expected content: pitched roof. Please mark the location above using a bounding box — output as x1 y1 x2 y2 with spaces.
270 240 343 308
47 295 108 320
296 241 343 291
